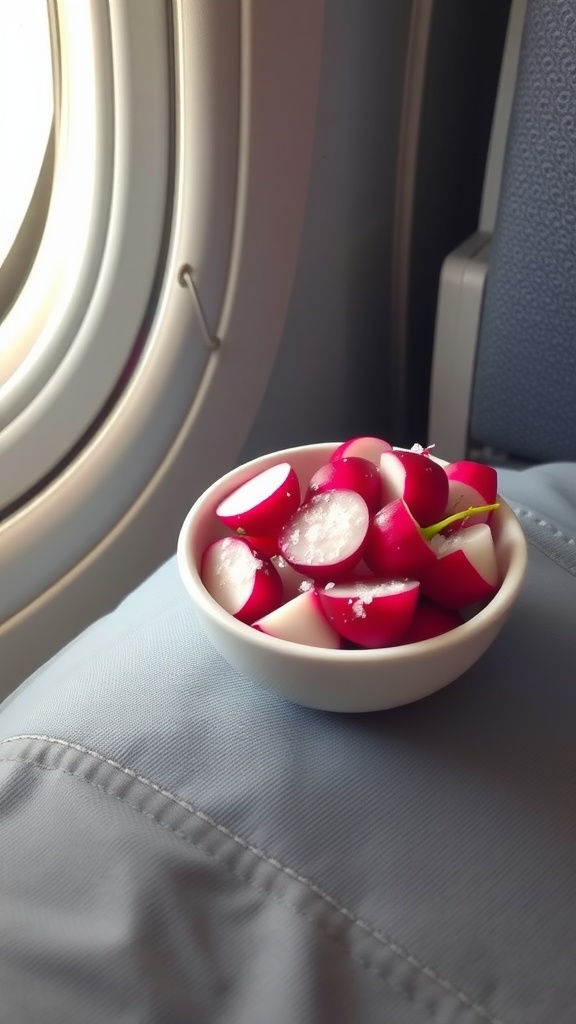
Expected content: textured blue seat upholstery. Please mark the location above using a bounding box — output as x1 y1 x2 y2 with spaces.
1 462 576 1023
470 0 576 463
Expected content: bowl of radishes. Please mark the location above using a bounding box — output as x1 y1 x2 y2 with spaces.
177 438 527 712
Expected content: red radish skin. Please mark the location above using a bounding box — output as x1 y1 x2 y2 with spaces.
203 441 504 649
379 450 449 528
216 462 300 535
443 462 498 530
403 602 463 643
316 579 419 648
244 533 280 558
330 436 392 466
419 524 499 609
364 498 436 578
253 590 342 649
445 461 497 501
306 457 381 513
201 537 283 624
278 490 370 583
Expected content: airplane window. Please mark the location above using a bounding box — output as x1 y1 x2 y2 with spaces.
0 0 53 270
0 0 324 696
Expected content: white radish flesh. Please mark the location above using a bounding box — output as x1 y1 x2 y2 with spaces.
316 578 419 648
216 462 300 535
253 590 342 649
420 524 498 609
306 457 381 513
201 537 283 624
330 435 392 466
379 450 449 527
278 490 370 582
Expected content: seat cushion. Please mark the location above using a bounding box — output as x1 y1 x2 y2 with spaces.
1 463 576 1023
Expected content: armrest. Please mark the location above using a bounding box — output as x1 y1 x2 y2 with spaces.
428 231 491 462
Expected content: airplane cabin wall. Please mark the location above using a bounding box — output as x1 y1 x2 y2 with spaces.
242 0 511 461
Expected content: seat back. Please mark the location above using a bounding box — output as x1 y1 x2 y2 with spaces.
469 0 576 463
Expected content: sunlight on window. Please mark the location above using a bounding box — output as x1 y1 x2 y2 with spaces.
0 0 53 268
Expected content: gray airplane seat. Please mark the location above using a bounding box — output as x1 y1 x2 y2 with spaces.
2 2 576 1022
470 1 576 465
430 0 576 469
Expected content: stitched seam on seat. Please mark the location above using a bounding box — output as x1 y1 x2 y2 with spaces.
0 734 506 1024
511 504 576 576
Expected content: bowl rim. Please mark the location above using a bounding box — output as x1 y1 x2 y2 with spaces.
177 442 528 662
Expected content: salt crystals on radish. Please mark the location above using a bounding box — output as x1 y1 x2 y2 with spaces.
317 578 420 648
278 490 370 582
201 537 283 624
200 436 504 651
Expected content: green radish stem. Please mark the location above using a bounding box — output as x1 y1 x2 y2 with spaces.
421 503 500 541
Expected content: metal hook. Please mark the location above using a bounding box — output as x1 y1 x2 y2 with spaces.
178 264 221 352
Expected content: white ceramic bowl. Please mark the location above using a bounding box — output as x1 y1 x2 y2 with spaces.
177 442 528 712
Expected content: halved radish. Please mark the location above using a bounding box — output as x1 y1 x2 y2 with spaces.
330 435 392 466
403 601 463 643
215 462 300 535
443 461 498 531
278 490 370 582
253 590 342 649
201 537 283 624
379 450 449 527
364 498 436 578
419 524 498 609
316 578 419 648
306 457 381 513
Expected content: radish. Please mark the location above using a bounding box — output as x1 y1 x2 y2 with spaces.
364 497 500 579
364 498 436 578
316 578 419 648
330 435 392 466
216 462 300 535
379 450 449 527
403 602 463 643
419 524 499 609
201 537 283 624
253 590 342 649
278 490 370 582
443 461 498 530
306 457 381 513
